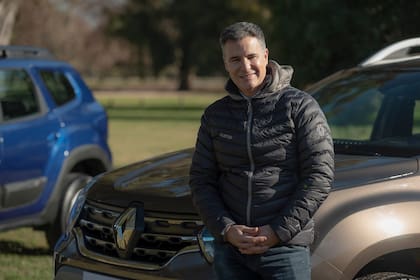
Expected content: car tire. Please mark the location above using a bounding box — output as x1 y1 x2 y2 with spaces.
355 272 419 280
45 173 92 249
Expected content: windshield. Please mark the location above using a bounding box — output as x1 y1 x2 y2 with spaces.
310 69 420 157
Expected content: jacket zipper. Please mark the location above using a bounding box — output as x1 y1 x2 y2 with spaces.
245 99 254 226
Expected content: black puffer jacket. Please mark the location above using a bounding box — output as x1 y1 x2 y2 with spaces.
190 61 334 245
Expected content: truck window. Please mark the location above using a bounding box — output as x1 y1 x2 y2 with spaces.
0 69 40 121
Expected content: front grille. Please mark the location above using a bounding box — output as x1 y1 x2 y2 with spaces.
75 201 202 268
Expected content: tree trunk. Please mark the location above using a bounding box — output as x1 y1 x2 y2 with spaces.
178 66 191 90
177 42 192 91
0 0 20 45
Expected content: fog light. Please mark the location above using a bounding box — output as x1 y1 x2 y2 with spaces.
197 227 215 264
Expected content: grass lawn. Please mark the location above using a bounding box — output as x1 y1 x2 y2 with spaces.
0 91 222 280
101 91 222 166
0 228 51 280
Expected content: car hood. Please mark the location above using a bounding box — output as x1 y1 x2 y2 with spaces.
87 149 419 214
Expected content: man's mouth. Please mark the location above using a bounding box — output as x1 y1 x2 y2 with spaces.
240 72 256 80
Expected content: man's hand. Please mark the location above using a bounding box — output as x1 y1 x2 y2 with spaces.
225 225 268 254
256 225 280 247
225 224 280 255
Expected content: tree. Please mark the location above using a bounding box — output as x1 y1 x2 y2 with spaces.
11 0 134 76
265 0 420 87
0 0 21 45
108 0 270 90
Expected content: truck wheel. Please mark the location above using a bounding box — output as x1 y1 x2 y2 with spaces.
355 272 419 280
45 173 92 249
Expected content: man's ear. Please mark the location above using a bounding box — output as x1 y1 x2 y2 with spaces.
223 59 229 72
222 54 229 72
221 48 228 70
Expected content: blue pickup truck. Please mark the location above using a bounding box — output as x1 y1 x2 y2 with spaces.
0 46 112 248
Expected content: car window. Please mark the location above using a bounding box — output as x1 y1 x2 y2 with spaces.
0 69 40 121
413 100 420 134
312 71 385 141
311 70 420 156
40 70 76 106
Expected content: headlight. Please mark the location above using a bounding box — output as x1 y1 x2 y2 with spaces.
197 226 215 264
64 175 99 237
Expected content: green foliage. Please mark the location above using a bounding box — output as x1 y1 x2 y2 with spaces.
265 0 420 86
108 0 270 89
108 1 420 88
108 0 177 76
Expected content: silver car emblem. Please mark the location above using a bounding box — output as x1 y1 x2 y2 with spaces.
113 205 144 259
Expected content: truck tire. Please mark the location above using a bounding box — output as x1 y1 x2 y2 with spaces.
45 173 92 249
355 272 419 280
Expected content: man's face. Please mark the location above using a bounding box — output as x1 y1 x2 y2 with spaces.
222 36 269 97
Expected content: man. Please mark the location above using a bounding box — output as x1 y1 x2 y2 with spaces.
189 22 334 280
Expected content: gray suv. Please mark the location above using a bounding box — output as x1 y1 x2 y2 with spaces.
54 39 420 279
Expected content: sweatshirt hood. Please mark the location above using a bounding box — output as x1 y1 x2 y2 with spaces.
226 60 294 100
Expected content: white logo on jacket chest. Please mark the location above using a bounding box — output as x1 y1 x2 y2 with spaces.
219 133 233 140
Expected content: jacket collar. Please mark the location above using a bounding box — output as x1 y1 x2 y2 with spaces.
226 60 293 100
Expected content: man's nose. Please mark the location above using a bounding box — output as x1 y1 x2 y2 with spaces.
239 58 251 70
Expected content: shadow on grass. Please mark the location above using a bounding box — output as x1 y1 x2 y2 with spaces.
107 114 202 122
0 240 51 255
103 104 208 111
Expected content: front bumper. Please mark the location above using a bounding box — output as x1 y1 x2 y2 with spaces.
54 232 216 280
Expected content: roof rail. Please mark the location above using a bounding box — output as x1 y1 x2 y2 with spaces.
0 45 54 59
360 37 420 67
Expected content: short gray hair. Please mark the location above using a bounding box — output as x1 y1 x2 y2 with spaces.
219 22 266 49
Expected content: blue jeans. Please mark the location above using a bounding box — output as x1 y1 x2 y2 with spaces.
213 242 310 280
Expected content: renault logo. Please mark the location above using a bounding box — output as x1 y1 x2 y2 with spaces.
113 204 145 259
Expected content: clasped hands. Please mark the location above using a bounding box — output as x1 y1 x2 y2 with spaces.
225 224 280 255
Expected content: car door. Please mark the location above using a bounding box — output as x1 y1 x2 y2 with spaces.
0 68 61 212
